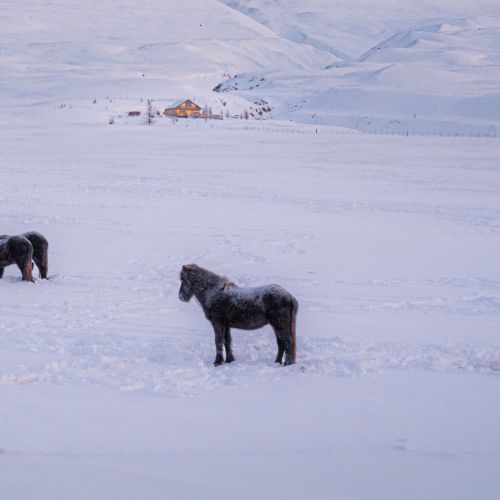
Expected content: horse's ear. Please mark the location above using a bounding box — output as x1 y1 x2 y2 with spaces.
181 264 195 279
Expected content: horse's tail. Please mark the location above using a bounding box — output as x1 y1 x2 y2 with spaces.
290 297 298 364
23 248 34 282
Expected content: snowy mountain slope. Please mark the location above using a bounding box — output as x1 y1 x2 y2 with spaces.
3 0 500 132
0 0 336 124
218 0 500 59
215 0 500 132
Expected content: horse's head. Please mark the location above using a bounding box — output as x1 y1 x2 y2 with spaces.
179 264 197 302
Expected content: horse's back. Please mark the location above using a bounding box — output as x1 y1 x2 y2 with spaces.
226 283 296 305
216 283 296 329
23 231 48 248
6 235 33 253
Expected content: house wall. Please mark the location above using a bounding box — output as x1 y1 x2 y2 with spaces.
163 101 201 118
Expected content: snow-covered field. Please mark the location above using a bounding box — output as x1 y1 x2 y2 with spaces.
1 122 499 499
1 0 500 498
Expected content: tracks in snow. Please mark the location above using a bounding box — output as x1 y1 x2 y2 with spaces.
1 270 499 397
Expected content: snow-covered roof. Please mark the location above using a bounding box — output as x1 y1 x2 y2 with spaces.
165 99 201 110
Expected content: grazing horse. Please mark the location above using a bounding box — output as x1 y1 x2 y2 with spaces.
179 264 298 366
0 232 49 281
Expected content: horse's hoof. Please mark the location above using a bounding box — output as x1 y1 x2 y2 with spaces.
213 358 224 366
225 358 235 364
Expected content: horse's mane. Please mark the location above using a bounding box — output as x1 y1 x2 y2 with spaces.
182 264 234 290
0 235 11 246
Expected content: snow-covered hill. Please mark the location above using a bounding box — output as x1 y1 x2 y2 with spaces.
217 0 500 133
0 0 335 124
2 0 500 133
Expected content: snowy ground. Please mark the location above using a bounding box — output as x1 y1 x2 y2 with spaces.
1 121 499 498
2 0 500 496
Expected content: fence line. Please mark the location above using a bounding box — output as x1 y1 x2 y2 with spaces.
200 122 497 139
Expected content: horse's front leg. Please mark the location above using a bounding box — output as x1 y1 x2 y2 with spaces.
0 267 3 279
224 328 235 363
32 244 48 279
33 253 48 279
212 321 226 366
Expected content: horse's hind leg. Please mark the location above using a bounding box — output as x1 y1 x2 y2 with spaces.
15 254 34 282
6 237 34 282
283 335 295 366
0 267 3 279
283 299 298 366
224 328 235 363
273 328 285 364
273 326 295 366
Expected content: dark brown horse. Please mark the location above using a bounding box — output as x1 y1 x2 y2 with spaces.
179 264 298 366
0 232 49 282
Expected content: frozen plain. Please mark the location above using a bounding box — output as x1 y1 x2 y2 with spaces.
0 120 499 499
2 0 500 497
